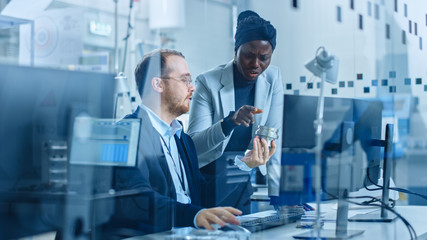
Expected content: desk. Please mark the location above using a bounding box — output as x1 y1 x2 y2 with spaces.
124 203 427 240
0 189 142 240
250 203 427 240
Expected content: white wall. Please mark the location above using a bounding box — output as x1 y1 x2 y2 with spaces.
247 0 427 104
6 0 427 116
172 0 233 77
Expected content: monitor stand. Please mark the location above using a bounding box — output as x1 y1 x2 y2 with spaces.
293 190 364 239
349 124 397 222
294 120 365 239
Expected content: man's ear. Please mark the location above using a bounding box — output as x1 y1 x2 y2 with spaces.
151 77 163 93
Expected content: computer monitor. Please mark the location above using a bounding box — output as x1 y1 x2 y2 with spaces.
279 94 383 204
0 63 116 238
0 63 115 191
67 117 141 197
69 117 141 167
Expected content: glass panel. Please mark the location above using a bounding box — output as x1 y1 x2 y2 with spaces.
1 0 427 239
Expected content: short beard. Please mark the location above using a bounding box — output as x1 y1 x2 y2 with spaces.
162 84 189 118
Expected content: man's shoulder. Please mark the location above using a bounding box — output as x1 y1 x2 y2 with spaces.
123 107 140 119
180 130 196 148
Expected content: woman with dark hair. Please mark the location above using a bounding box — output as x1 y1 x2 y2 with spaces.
188 10 283 214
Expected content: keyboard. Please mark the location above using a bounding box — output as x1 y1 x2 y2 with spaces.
237 207 304 232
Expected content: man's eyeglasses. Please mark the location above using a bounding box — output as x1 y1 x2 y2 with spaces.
162 75 193 88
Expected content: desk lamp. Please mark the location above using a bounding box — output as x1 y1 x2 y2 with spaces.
294 47 364 239
113 72 132 119
307 47 339 233
113 0 135 119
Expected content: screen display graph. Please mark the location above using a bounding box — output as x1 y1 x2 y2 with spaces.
69 117 140 167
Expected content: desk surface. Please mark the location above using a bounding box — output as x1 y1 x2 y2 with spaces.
124 203 427 240
250 203 427 240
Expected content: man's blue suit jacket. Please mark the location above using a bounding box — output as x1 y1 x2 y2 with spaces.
109 107 210 234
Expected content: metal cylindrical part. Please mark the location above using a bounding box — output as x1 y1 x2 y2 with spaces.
254 125 279 147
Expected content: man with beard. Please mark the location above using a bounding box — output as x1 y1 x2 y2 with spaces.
106 49 273 236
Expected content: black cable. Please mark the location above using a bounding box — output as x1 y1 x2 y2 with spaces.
359 197 395 208
365 167 427 201
362 165 421 239
390 187 427 201
324 190 417 240
347 196 417 240
364 167 382 191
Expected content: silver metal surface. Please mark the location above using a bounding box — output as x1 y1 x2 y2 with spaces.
255 125 279 147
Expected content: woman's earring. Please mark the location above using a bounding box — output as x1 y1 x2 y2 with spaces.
233 56 237 64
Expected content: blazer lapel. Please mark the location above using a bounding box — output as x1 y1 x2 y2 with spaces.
219 60 236 117
137 107 176 198
254 73 271 134
174 135 195 199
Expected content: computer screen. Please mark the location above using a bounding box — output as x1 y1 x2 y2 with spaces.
0 63 115 191
69 117 141 167
279 94 383 204
0 63 116 239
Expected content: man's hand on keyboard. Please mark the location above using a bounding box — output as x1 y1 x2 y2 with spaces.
196 207 242 230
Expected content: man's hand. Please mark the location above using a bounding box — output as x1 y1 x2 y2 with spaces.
241 137 276 168
196 207 242 230
231 105 263 127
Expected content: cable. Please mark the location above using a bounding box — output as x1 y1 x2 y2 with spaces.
365 167 427 201
364 168 382 191
390 187 427 201
362 165 424 239
347 196 417 240
121 0 135 73
359 197 395 208
323 190 417 240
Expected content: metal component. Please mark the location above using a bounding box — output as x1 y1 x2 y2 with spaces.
255 125 279 147
42 140 68 188
114 72 132 119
